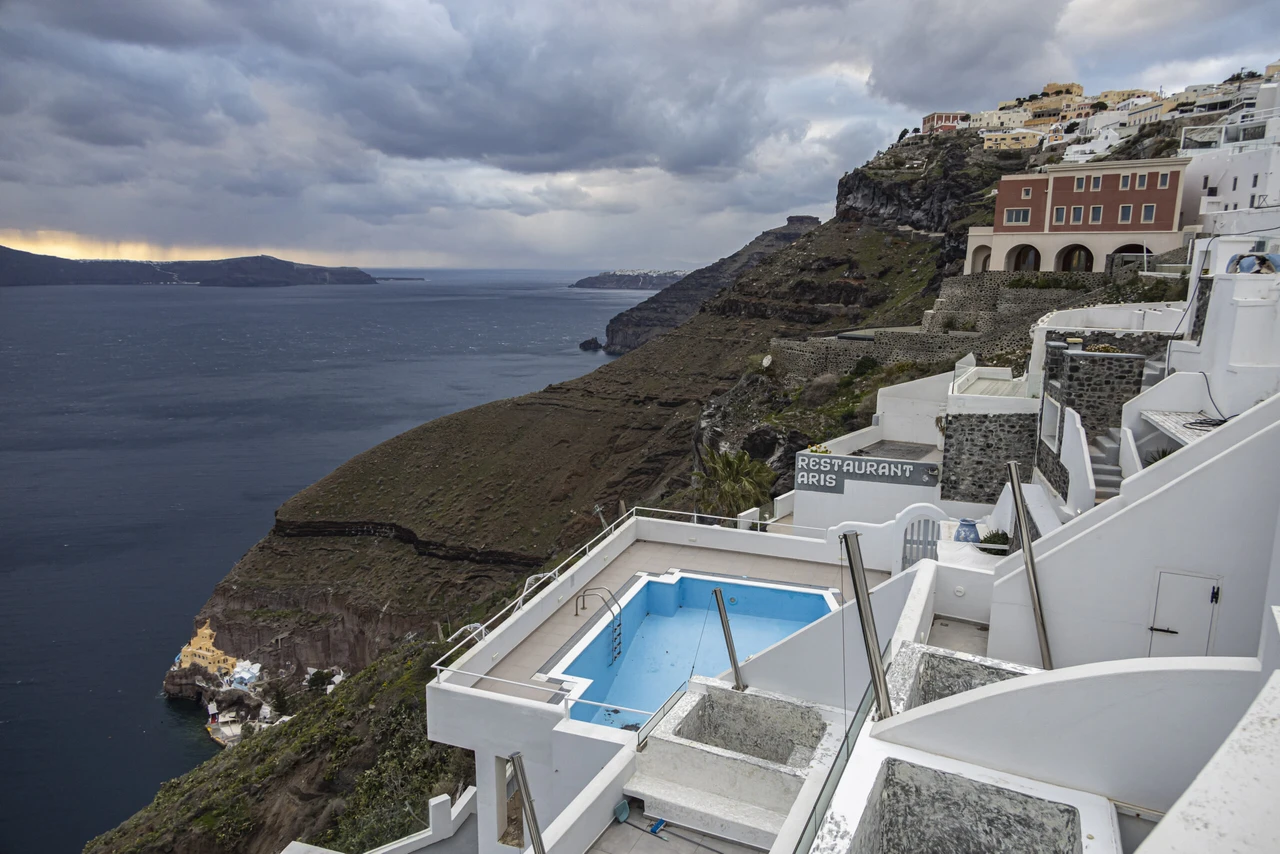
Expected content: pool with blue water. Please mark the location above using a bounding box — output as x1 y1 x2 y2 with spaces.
551 573 837 728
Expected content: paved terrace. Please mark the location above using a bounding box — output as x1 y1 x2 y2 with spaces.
477 539 885 704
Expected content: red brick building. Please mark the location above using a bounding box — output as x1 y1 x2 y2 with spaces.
922 111 969 134
964 158 1194 273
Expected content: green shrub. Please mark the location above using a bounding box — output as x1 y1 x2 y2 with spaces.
978 530 1011 556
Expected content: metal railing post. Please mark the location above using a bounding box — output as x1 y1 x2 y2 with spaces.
842 532 892 720
509 751 545 854
713 588 747 691
1007 461 1053 670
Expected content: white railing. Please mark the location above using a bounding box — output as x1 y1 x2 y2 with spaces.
430 506 829 673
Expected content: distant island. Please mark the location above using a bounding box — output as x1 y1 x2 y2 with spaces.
0 244 376 288
569 269 689 290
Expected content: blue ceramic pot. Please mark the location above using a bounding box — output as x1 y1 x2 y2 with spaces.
955 518 981 543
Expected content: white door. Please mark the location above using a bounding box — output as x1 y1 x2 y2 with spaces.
1148 572 1219 657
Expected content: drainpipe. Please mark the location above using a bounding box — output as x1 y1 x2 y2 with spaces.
1007 461 1054 669
509 752 545 854
842 532 893 719
713 588 747 691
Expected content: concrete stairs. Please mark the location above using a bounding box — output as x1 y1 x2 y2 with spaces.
1143 357 1167 391
623 774 786 850
1089 427 1123 504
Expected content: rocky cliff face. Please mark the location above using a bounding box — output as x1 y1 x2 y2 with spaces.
602 215 820 354
835 130 1032 267
570 270 688 290
0 245 375 287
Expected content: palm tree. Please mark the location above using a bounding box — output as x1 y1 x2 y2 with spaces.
693 447 777 519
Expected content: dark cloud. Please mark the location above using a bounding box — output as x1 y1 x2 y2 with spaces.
0 0 1274 267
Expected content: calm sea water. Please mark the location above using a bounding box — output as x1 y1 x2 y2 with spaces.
0 271 651 854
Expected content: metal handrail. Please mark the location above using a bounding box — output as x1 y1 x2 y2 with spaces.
510 752 545 854
713 588 747 691
843 532 892 720
574 586 622 619
637 684 688 749
1008 461 1053 669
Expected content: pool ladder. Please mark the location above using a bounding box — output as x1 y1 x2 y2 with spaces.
574 587 624 666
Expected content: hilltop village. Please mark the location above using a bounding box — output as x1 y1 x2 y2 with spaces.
94 62 1280 854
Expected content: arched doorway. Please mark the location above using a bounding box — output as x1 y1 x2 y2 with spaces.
1057 244 1094 272
1006 245 1040 272
970 245 992 273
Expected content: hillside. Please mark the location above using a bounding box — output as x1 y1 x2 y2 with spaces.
90 130 1065 854
0 245 375 287
602 215 820 353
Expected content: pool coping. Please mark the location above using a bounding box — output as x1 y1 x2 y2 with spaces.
534 568 840 718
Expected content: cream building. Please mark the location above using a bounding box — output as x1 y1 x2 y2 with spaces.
178 620 238 676
971 108 1032 129
983 129 1043 150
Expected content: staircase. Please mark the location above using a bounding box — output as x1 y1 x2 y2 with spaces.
1089 427 1123 504
1143 357 1167 390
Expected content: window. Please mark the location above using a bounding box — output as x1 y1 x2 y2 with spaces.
1137 173 1148 189
1232 177 1238 191
1053 206 1066 224
1251 194 1257 208
1119 204 1133 224
1202 175 1209 190
1142 203 1156 222
1075 176 1086 191
1005 208 1031 224
1091 175 1102 191
1158 172 1169 189
1071 206 1084 224
1022 187 1033 199
1090 205 1103 223
1121 175 1131 190
1041 397 1061 452
1253 174 1260 188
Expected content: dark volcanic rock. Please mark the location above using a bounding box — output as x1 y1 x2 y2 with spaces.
570 270 688 290
0 244 376 287
578 337 603 351
603 215 821 354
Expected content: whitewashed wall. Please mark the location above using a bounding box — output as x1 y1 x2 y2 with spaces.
874 656 1261 812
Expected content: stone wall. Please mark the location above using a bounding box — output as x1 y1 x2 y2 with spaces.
1044 329 1174 359
1037 438 1070 502
1052 349 1145 441
772 271 1109 382
1191 276 1214 343
940 412 1036 504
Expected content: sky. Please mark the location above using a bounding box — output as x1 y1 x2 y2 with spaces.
0 0 1275 269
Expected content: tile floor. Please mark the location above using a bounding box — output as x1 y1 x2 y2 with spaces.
928 616 990 656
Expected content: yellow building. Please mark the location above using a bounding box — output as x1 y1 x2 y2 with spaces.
983 130 1042 150
178 621 238 676
1042 82 1084 96
1097 89 1158 106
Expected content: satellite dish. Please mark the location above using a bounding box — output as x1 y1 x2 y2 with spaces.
762 355 773 368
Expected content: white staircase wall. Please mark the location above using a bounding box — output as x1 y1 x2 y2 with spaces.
872 656 1261 813
988 395 1280 668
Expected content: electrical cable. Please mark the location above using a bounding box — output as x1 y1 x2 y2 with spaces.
623 819 733 854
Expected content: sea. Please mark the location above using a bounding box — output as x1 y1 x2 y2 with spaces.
0 271 653 854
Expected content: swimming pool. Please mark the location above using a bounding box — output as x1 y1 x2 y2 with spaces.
547 572 838 728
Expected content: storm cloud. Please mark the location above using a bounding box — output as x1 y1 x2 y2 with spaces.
0 0 1273 268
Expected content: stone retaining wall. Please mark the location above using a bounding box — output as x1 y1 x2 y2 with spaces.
940 412 1036 504
1044 329 1173 359
1053 349 1146 441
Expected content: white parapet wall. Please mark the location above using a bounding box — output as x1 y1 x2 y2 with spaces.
987 395 1280 669
872 655 1262 813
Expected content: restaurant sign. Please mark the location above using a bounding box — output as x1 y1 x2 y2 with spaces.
794 452 940 493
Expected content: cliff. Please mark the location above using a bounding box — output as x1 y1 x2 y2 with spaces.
0 245 375 287
570 270 689 290
602 215 820 354
835 130 1035 268
98 131 1039 854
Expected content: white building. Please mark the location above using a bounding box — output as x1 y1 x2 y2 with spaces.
1062 127 1126 163
1084 109 1129 135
